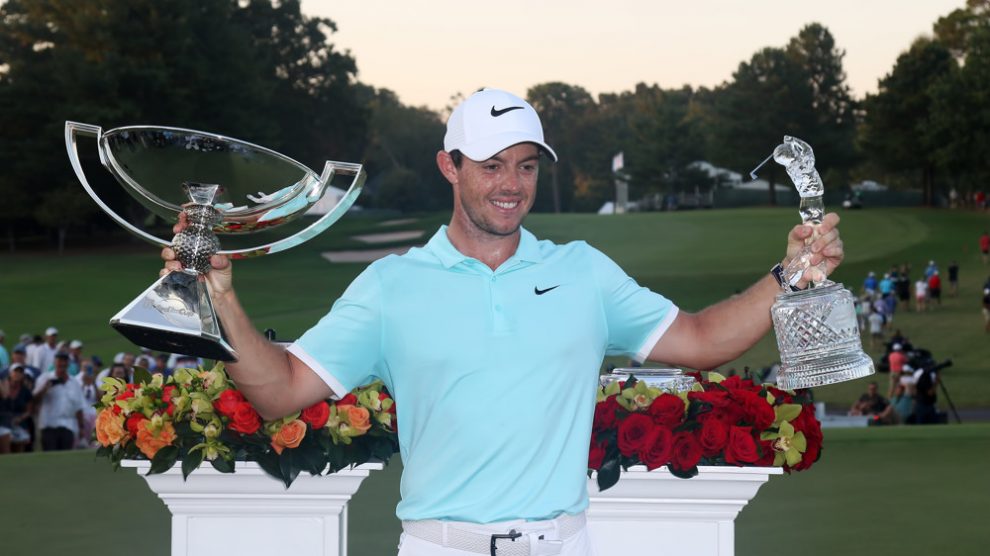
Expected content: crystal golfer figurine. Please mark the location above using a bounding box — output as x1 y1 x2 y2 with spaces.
65 122 366 361
768 136 874 389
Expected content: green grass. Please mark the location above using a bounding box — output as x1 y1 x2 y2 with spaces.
1 424 986 555
3 207 989 408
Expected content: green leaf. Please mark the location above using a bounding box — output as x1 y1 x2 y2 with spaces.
279 450 301 488
95 445 112 458
775 403 802 423
147 446 179 475
596 457 621 492
210 456 235 474
132 366 153 386
255 451 282 481
182 448 206 479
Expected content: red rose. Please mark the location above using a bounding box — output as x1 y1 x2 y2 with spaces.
648 393 685 428
688 389 732 409
766 386 793 404
379 392 396 413
617 413 654 457
213 389 246 417
756 439 775 466
670 431 702 472
721 375 757 391
638 427 675 470
162 385 176 403
337 393 358 406
738 391 775 430
116 390 135 402
697 416 730 457
228 402 261 435
125 413 147 437
593 395 621 432
588 441 606 470
789 405 823 471
724 426 761 465
300 401 331 429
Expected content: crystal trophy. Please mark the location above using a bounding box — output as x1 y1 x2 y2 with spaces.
65 122 366 361
769 136 874 389
600 368 696 392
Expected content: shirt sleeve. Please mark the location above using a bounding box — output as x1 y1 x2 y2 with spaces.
587 245 679 362
287 263 384 398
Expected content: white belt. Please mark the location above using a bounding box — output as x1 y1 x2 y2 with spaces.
402 512 586 556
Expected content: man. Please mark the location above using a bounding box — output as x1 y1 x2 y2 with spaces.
980 231 989 265
162 88 845 556
32 352 86 451
30 327 60 374
982 288 990 333
887 343 907 398
0 329 9 371
849 381 888 417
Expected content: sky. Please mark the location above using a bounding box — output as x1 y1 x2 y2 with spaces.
303 0 965 111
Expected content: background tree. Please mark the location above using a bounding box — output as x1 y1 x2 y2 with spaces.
527 82 595 213
860 38 956 205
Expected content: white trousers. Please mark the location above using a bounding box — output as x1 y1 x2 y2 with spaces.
397 516 597 556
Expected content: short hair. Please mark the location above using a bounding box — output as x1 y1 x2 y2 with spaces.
449 150 464 169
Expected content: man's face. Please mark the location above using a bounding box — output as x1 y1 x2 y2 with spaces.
54 357 68 378
11 351 25 364
445 143 540 238
122 353 135 368
46 334 57 347
867 383 877 396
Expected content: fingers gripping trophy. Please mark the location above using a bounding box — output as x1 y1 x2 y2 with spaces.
65 122 365 361
767 136 874 389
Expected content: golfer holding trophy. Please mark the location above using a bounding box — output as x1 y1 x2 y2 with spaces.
69 88 855 556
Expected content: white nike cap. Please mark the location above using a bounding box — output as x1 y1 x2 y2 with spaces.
443 88 557 162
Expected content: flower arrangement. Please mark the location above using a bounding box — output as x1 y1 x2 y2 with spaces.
94 363 398 487
589 372 822 491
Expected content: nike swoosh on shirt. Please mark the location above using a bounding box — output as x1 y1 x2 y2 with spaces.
534 285 560 295
491 105 524 117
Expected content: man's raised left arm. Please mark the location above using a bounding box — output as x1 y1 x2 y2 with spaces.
648 213 844 370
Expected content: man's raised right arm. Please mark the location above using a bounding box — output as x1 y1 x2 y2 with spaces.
161 215 335 420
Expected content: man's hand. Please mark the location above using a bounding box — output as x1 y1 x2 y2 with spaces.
159 211 234 297
783 212 844 288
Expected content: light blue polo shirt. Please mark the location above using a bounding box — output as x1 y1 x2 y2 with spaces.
289 226 678 523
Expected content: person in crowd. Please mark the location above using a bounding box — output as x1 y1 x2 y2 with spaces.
883 293 897 327
947 261 959 297
895 264 911 303
0 329 9 371
850 381 888 417
0 364 34 453
7 346 40 385
927 271 942 308
77 362 100 448
99 362 132 387
32 352 85 451
924 260 938 279
868 308 885 348
872 296 889 331
871 382 913 425
159 87 848 556
910 365 941 424
980 231 989 265
863 271 878 297
30 327 60 374
982 288 990 333
24 334 44 371
914 276 928 312
878 273 894 298
97 352 136 385
887 343 908 398
155 353 173 377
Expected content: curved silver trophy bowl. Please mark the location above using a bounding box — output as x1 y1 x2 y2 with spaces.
769 136 874 389
65 121 366 361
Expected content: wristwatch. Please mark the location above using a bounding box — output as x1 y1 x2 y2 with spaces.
770 263 801 292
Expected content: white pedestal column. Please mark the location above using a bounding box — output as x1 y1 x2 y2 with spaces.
122 460 383 556
587 466 782 556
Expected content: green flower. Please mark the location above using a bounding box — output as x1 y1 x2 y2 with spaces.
761 420 807 466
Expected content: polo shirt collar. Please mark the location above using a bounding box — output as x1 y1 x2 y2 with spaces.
425 225 544 269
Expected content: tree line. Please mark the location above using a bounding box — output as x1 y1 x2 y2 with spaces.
1 0 988 251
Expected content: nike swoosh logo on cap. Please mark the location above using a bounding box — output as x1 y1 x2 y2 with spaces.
491 105 524 117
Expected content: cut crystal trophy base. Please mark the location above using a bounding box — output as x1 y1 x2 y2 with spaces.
771 283 875 390
110 271 236 362
776 350 875 390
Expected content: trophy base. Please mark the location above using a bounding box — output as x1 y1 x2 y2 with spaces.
110 271 237 362
777 350 875 390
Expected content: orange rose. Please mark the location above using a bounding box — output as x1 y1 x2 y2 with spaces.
270 419 307 454
95 408 128 446
135 422 177 459
342 405 372 434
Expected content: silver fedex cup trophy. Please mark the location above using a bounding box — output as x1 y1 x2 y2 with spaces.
65 122 366 361
767 136 874 389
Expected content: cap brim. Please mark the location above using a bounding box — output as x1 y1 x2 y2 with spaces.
457 132 557 162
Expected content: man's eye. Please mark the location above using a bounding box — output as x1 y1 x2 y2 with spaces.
484 164 499 171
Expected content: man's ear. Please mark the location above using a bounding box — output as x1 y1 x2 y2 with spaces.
436 150 458 185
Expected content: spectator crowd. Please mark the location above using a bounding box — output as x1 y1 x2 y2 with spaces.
0 326 201 454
